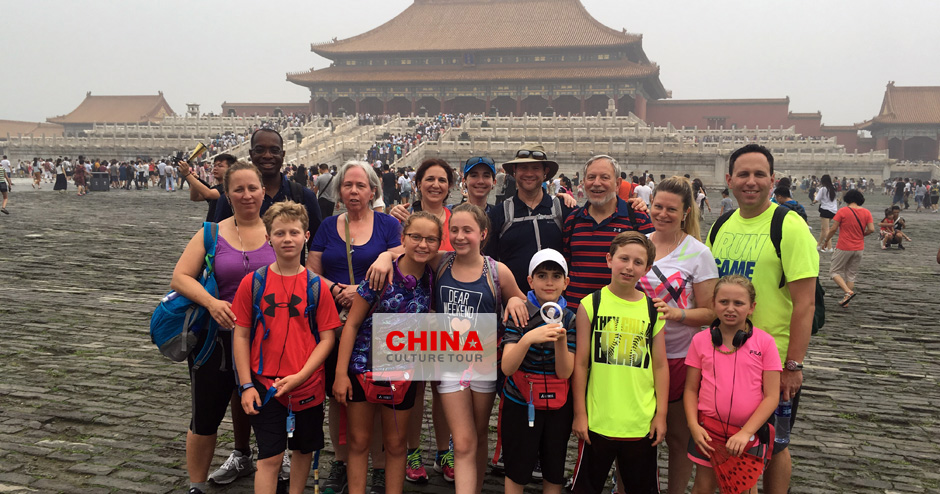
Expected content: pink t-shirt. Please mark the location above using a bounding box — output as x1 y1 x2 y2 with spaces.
685 327 781 427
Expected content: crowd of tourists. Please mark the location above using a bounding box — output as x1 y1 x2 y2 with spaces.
150 125 847 494
208 113 314 154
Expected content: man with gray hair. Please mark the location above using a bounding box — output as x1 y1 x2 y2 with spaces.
562 154 654 309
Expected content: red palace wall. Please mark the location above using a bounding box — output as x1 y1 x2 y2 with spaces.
645 100 791 129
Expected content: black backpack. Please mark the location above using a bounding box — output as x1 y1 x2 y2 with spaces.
708 206 825 335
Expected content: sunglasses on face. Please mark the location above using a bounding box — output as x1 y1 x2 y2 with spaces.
465 156 495 168
515 150 547 160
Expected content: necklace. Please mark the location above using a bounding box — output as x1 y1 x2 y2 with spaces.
233 218 250 275
715 345 737 355
655 230 684 256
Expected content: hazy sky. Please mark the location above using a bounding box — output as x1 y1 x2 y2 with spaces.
2 0 937 126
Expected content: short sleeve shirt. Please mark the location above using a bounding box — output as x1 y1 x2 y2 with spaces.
500 301 576 406
638 235 719 358
231 268 341 378
315 173 336 202
832 206 872 251
311 212 402 285
581 288 665 438
685 327 781 426
706 206 819 365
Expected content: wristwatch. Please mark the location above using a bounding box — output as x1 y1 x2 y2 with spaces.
785 360 804 371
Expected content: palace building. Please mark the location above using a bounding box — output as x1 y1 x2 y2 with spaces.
287 0 667 118
859 82 940 161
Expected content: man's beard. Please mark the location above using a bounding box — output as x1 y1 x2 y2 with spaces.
588 189 617 207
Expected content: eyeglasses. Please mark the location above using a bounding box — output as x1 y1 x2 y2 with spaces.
515 149 547 160
464 157 495 168
405 233 441 245
251 146 282 156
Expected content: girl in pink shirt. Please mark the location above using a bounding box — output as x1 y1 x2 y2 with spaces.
683 275 781 494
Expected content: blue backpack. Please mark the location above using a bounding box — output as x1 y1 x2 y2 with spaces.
150 222 219 368
248 266 322 376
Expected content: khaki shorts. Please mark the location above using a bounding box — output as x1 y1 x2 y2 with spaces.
829 249 863 283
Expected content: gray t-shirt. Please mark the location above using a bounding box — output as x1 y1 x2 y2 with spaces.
720 197 734 213
315 172 337 202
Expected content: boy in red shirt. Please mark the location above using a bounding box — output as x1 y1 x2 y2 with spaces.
232 201 340 494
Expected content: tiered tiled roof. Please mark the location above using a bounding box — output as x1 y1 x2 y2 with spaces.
288 60 659 85
866 83 940 125
0 120 64 138
48 92 174 124
311 0 641 56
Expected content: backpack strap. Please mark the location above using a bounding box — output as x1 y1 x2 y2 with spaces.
500 197 515 238
436 251 457 280
769 205 789 288
644 295 656 368
707 210 735 247
483 256 502 319
250 266 270 375
305 269 321 344
550 196 564 233
190 223 220 369
589 289 603 334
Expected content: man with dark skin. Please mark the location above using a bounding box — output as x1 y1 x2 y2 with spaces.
214 129 322 241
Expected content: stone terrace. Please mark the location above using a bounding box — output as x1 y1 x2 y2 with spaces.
0 179 937 493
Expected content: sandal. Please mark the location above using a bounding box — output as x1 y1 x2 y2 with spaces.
840 292 856 307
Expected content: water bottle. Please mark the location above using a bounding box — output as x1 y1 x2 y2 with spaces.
774 400 792 446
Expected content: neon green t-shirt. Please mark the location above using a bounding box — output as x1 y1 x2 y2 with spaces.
706 205 819 365
582 287 665 438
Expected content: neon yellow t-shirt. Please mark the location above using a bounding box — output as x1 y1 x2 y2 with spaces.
706 205 819 365
582 287 665 438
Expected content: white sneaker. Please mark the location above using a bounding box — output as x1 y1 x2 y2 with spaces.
209 450 254 484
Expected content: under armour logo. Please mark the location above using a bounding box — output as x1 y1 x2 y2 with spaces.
613 228 623 232
263 293 302 317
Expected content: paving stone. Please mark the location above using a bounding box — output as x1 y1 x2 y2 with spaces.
1 183 938 493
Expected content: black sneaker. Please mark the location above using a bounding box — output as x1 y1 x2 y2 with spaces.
898 244 906 250
369 468 386 494
531 458 543 480
188 488 205 494
323 460 348 494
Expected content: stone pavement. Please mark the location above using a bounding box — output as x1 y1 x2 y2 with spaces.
0 178 937 493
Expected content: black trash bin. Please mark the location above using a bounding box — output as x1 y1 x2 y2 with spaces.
90 172 110 192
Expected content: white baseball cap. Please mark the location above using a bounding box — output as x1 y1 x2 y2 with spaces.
528 249 568 277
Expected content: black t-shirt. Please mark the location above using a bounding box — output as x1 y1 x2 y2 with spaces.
200 179 224 222
382 171 397 193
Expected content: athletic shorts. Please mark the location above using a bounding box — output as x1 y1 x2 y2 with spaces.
347 372 418 410
188 330 236 436
772 388 801 454
251 399 324 460
572 433 658 494
0 182 7 193
501 397 572 485
829 249 863 283
668 358 687 402
818 207 836 219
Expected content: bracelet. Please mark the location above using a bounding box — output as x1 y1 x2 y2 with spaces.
239 383 254 392
678 309 686 323
330 282 339 294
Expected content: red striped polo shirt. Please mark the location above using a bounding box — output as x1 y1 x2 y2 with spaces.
563 197 654 309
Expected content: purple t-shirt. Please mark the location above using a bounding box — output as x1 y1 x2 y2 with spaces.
311 212 402 285
215 235 275 303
